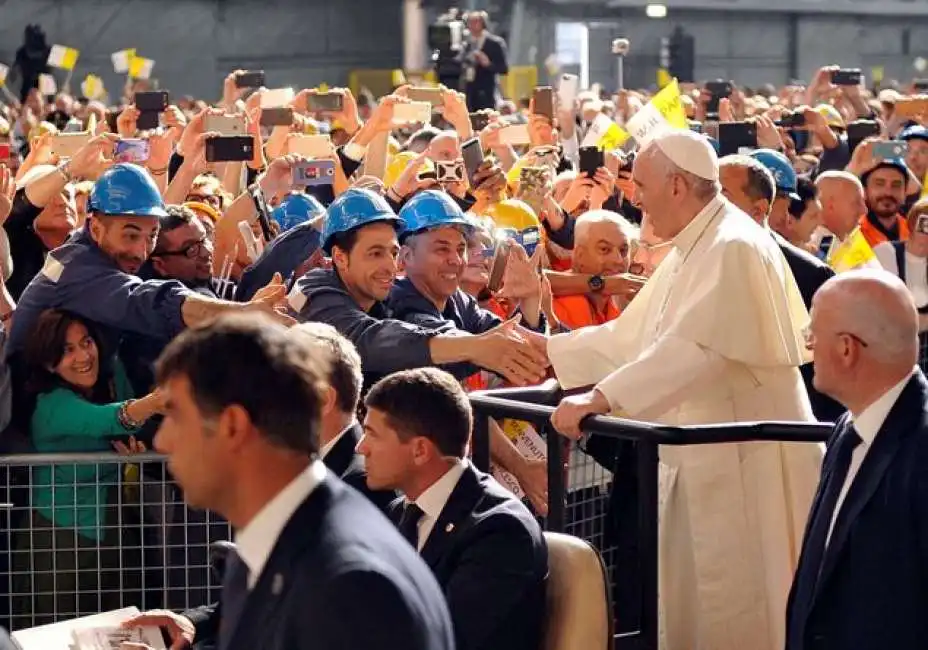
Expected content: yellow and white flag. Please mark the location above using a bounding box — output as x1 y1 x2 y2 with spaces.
581 112 629 151
826 227 878 273
129 55 155 80
48 45 80 71
39 73 57 96
111 48 136 74
81 74 104 100
0 64 8 86
624 79 689 146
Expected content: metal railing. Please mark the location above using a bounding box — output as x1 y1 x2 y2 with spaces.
469 380 833 650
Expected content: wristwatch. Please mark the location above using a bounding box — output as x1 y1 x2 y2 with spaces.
56 160 74 184
588 274 605 292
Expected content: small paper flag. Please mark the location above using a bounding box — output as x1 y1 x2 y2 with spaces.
317 83 329 93
129 56 155 80
48 45 80 71
111 48 136 74
39 73 57 96
81 74 104 100
391 70 406 87
0 64 8 86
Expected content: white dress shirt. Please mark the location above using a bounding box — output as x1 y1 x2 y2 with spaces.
827 368 916 544
408 460 466 552
235 460 327 588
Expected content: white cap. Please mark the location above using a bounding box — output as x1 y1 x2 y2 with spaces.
650 129 719 182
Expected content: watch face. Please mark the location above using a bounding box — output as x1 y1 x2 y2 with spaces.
589 275 604 291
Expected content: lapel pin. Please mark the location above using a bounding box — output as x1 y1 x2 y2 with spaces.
445 523 454 533
272 573 284 595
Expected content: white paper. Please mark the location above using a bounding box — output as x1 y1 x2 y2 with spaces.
12 607 144 650
39 73 58 96
111 50 131 74
71 625 164 650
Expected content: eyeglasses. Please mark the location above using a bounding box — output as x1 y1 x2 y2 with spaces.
801 324 869 348
154 239 211 260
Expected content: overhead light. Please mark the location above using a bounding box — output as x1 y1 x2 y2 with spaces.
646 4 668 18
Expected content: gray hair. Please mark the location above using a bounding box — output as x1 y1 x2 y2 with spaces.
719 154 776 204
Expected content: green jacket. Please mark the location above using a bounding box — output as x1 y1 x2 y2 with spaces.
30 363 136 541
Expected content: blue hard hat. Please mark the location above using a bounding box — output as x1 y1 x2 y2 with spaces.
87 163 167 218
899 124 928 142
398 190 475 241
321 188 404 254
705 136 720 155
272 193 325 233
750 149 799 201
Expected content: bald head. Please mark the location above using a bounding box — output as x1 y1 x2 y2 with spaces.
817 269 918 365
815 171 866 240
427 130 462 162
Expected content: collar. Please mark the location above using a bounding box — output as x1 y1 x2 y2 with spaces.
334 267 391 318
866 210 901 241
235 460 327 584
320 424 353 460
850 368 917 447
671 196 724 256
409 459 466 521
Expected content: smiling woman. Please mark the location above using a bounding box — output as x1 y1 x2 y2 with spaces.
11 309 165 625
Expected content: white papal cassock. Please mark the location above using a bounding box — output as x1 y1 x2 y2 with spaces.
548 196 824 650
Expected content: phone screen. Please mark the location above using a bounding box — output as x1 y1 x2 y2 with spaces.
488 241 511 293
462 138 484 187
407 87 443 107
114 139 151 163
134 91 169 112
579 146 604 177
235 71 266 88
307 93 344 112
532 87 554 119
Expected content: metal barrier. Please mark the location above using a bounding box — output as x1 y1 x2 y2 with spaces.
0 453 231 631
469 381 833 650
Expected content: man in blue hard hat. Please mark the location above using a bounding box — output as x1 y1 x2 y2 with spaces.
235 193 326 302
899 124 928 213
7 152 294 369
289 188 548 389
748 149 802 242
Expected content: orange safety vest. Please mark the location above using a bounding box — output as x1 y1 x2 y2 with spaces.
553 294 621 331
859 214 909 247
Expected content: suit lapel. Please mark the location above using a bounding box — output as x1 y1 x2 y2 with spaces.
223 478 335 650
420 464 485 568
324 423 362 478
816 373 927 595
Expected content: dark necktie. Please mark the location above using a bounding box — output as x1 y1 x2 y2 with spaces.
218 549 250 650
398 502 425 549
790 424 861 631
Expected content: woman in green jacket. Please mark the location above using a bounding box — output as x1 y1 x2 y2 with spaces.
13 309 163 625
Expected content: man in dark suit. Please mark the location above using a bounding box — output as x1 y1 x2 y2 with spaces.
786 270 928 649
358 367 548 650
131 313 454 650
462 11 509 111
719 152 844 421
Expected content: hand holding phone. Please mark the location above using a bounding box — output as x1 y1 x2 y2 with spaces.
579 146 604 177
872 140 908 161
292 160 336 187
532 87 555 120
205 136 255 163
832 69 862 86
114 139 151 164
462 137 485 188
307 93 344 113
235 70 266 88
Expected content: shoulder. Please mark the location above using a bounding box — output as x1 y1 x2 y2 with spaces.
470 471 544 541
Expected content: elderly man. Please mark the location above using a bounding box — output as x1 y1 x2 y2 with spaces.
787 270 928 649
545 130 822 650
815 171 881 272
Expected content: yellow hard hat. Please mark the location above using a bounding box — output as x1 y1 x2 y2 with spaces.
29 121 58 142
483 199 543 256
383 152 434 188
815 104 845 129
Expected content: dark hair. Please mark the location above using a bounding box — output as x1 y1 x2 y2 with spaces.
742 159 776 204
23 309 113 401
331 229 361 255
155 313 328 455
291 322 362 415
154 204 198 254
364 368 472 458
789 175 816 218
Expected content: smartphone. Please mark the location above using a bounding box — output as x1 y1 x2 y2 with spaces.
114 138 151 164
407 87 443 107
261 88 295 108
50 133 91 159
579 146 604 177
469 112 490 132
558 74 579 110
435 160 465 183
499 123 530 146
832 69 862 86
488 240 512 293
307 93 344 112
846 119 881 142
205 136 255 163
917 214 928 235
0 143 10 160
518 166 548 194
293 160 336 187
532 86 555 120
461 137 485 188
776 112 807 128
287 134 333 158
136 111 160 131
872 140 908 160
705 80 733 115
717 121 758 156
235 70 266 88
134 91 169 112
393 101 432 124
261 106 294 127
204 114 247 137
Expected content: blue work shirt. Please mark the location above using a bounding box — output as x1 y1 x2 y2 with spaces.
7 226 193 361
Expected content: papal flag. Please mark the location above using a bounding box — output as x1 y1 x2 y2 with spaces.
129 55 155 80
48 45 80 70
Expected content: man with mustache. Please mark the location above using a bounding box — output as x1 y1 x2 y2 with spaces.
859 157 912 247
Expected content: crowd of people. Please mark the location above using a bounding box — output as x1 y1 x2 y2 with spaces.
0 10 926 650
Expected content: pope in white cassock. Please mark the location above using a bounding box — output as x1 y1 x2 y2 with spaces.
548 130 824 650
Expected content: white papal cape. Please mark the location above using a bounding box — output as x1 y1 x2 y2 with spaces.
548 197 824 650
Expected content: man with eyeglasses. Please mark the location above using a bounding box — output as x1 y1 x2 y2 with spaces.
145 205 218 298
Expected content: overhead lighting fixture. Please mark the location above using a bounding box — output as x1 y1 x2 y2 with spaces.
646 4 668 18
